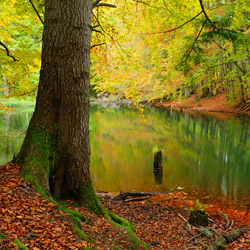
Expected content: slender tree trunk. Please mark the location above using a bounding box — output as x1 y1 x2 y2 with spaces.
15 0 99 209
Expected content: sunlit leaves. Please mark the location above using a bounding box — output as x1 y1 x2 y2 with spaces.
0 0 42 99
91 0 250 103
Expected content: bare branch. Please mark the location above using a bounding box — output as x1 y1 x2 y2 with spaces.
131 0 164 9
29 0 44 25
96 3 117 8
92 0 102 8
91 43 105 49
0 41 20 61
92 25 100 29
147 11 203 34
15 86 38 97
199 0 216 29
90 73 97 79
211 39 227 51
184 19 207 62
165 11 203 33
92 29 104 35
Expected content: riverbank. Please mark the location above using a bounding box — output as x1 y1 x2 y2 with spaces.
1 163 249 249
0 163 141 249
152 93 250 117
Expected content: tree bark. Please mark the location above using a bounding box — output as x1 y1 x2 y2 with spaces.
15 0 99 208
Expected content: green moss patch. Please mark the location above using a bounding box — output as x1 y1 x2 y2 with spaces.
13 239 29 250
0 232 7 240
106 210 139 249
20 126 60 195
82 183 105 216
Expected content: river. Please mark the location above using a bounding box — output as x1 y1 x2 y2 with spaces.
1 104 250 204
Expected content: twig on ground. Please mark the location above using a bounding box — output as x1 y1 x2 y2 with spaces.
219 212 230 229
208 227 221 236
187 233 202 243
182 224 195 236
19 187 32 194
183 246 198 250
178 213 194 236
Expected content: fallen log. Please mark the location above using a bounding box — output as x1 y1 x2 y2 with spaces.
207 228 247 250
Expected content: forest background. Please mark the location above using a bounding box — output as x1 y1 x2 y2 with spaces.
0 0 250 111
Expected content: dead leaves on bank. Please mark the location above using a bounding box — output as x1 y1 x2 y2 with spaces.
100 191 250 249
0 163 135 249
0 163 249 250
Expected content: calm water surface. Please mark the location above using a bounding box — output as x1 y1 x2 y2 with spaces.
1 105 250 203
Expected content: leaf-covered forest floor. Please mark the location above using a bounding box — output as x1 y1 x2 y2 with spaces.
1 163 250 250
153 92 250 118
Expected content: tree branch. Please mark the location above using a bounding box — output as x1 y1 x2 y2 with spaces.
184 19 207 62
95 3 117 8
28 0 44 25
93 0 102 8
199 0 245 36
0 41 20 61
91 43 105 49
199 0 216 29
131 0 164 9
15 86 38 97
90 73 97 79
148 11 203 34
92 28 104 35
92 12 131 59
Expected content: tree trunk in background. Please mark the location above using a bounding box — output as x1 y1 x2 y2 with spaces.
15 0 100 209
3 77 9 96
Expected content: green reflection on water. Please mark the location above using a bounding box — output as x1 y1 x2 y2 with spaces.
0 109 33 165
1 105 250 202
90 106 250 202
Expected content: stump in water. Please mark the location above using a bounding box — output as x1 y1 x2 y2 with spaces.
154 151 162 170
153 151 163 184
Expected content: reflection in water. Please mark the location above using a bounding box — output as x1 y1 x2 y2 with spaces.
153 168 163 185
0 110 34 165
153 151 163 185
0 105 250 203
89 106 250 203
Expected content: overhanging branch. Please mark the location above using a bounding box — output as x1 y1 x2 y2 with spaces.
147 11 203 34
91 43 105 49
184 19 207 62
163 11 203 33
199 0 216 29
96 3 117 8
29 0 44 25
0 41 20 61
93 0 116 8
93 0 102 8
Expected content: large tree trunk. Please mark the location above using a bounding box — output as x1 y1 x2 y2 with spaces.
15 0 100 211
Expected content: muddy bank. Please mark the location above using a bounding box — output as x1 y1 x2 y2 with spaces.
151 93 250 117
